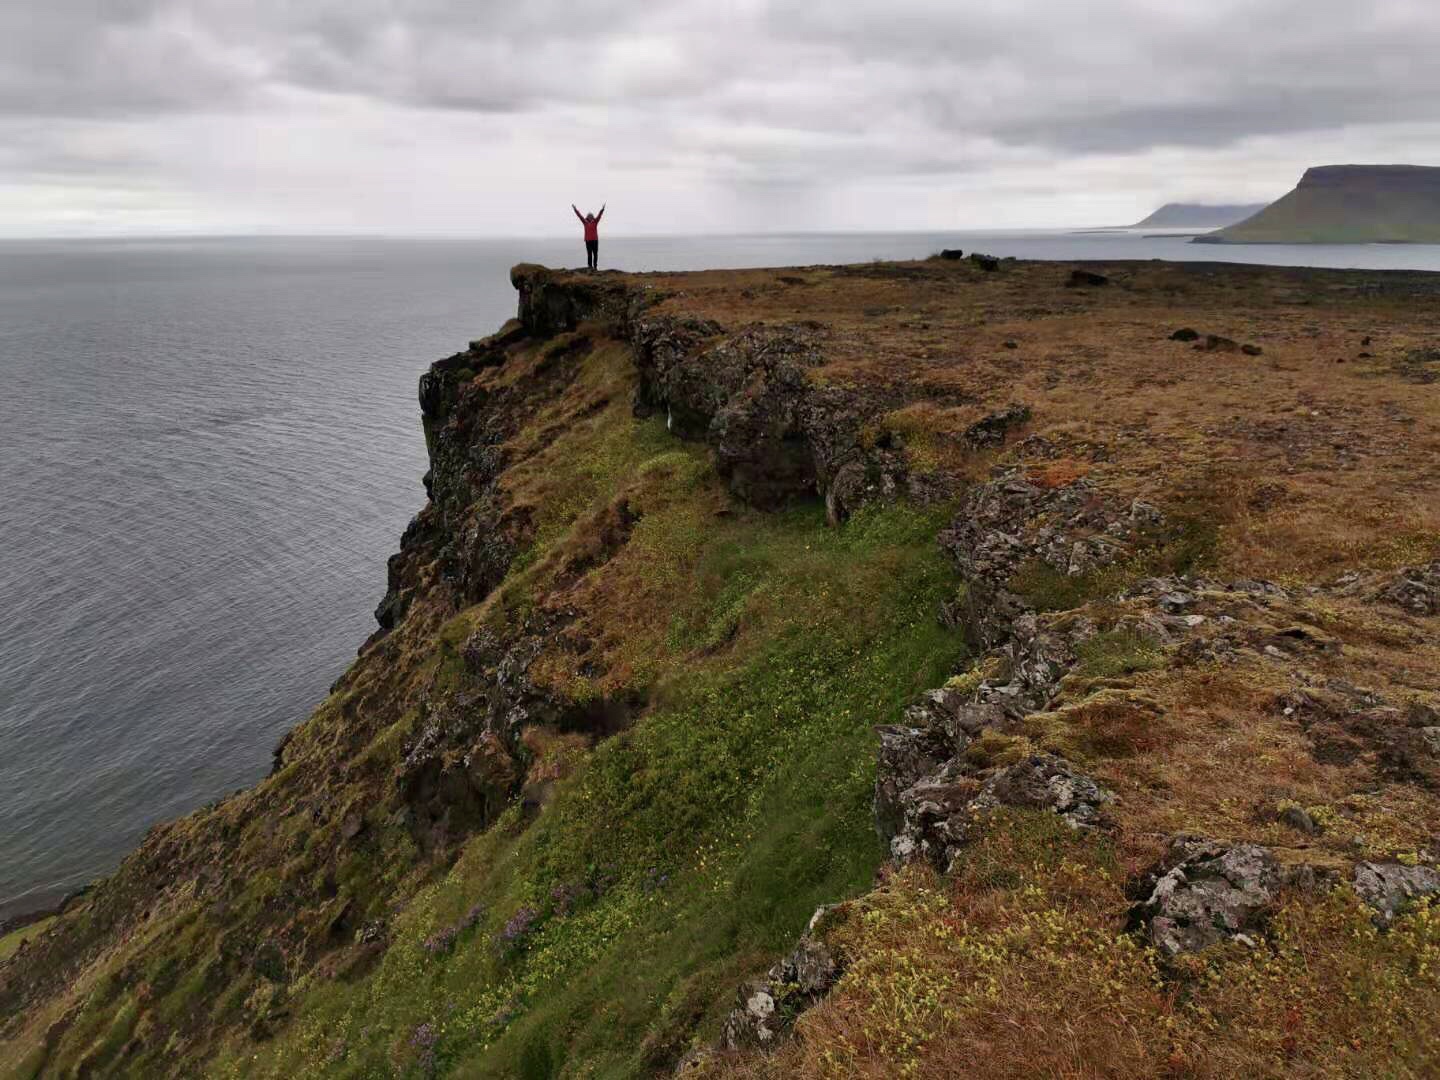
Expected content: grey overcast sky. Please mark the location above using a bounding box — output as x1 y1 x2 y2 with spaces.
2 0 1437 237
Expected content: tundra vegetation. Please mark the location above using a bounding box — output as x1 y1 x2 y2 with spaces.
3 256 1439 1078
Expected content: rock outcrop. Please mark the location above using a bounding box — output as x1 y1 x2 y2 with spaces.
1352 862 1440 927
1134 838 1285 956
719 907 845 1050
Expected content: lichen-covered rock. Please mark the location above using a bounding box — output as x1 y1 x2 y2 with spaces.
719 908 843 1050
397 614 638 848
962 403 1032 448
874 724 951 844
1136 838 1283 955
631 311 1023 520
890 753 1111 869
938 470 1164 648
1352 861 1440 926
1372 561 1440 616
969 753 1112 829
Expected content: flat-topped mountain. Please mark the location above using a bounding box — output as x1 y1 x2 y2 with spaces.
1198 164 1440 243
1130 202 1267 229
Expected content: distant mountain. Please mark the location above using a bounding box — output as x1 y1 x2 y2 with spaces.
1197 165 1440 244
1131 202 1268 229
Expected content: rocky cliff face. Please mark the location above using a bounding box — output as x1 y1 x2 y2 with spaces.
1199 163 1440 243
4 256 1440 1079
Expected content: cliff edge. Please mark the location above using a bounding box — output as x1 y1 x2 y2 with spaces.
3 257 1440 1078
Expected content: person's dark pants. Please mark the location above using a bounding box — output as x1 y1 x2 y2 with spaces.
585 239 598 270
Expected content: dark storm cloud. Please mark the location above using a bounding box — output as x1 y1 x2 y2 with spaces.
8 0 1440 148
4 0 1440 233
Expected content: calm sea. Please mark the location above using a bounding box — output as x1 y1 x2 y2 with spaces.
4 231 1440 920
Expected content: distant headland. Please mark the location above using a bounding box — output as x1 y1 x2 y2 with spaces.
1129 202 1267 229
1197 164 1440 244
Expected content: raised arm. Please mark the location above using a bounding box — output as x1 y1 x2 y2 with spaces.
573 204 584 222
596 204 605 222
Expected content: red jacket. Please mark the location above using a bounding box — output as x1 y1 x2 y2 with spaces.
574 205 603 241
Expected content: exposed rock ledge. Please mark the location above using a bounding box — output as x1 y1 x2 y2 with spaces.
506 264 1029 521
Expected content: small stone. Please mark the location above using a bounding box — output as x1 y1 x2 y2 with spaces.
1241 344 1263 356
1170 328 1200 342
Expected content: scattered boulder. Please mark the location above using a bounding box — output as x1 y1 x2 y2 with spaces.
1135 838 1283 956
1241 344 1264 356
939 248 965 260
1352 862 1440 927
1170 328 1200 342
1196 334 1238 352
1066 269 1109 288
970 253 1000 272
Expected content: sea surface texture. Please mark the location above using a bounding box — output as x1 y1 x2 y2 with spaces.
4 231 1440 919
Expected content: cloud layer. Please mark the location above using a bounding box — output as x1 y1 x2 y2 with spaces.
4 0 1439 234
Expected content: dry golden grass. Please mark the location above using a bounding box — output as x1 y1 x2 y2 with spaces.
697 822 1440 1080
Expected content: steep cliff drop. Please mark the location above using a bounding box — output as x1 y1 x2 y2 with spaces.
1197 164 1440 243
3 257 1440 1078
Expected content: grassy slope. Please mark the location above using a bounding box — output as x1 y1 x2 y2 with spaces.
201 339 964 1077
